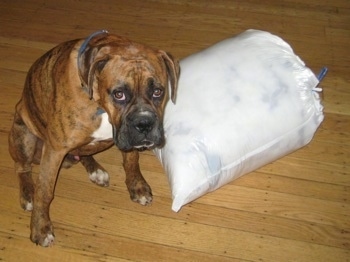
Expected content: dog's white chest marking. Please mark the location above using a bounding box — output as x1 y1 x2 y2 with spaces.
91 113 113 142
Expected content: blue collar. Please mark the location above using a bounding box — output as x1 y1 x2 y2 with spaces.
77 30 109 71
77 30 109 116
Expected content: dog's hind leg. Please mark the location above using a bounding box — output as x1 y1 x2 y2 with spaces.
8 112 37 211
80 156 110 187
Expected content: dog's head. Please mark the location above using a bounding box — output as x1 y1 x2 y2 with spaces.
78 32 180 151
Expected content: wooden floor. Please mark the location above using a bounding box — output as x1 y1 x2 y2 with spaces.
0 0 349 261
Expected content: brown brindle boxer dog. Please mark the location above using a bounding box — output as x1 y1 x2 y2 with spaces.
8 30 179 247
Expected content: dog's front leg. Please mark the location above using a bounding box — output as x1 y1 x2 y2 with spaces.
122 151 153 205
30 144 66 247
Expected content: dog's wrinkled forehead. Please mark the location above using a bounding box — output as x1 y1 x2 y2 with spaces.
105 48 167 88
125 44 146 56
121 45 165 73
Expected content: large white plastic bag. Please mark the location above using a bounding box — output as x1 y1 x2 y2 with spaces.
154 29 324 212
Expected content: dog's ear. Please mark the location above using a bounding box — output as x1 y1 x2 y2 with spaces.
158 51 180 103
78 35 110 101
86 52 110 101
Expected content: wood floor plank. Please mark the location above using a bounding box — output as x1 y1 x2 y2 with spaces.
316 113 350 144
198 185 350 227
235 172 349 203
0 233 112 262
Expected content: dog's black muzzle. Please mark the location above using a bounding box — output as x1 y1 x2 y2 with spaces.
113 110 164 151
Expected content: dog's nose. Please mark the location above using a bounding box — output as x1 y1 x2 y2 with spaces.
134 117 154 134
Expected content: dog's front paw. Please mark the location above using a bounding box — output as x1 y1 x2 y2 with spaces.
31 233 55 247
128 180 153 205
89 169 109 187
30 223 55 247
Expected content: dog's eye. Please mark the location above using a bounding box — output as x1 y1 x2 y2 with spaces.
114 91 125 101
153 88 163 98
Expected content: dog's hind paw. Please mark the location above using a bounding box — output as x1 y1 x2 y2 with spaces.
20 197 33 211
24 201 33 211
89 169 109 187
41 233 55 247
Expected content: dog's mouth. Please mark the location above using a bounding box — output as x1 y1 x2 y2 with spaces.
113 124 163 151
133 140 155 151
134 139 154 149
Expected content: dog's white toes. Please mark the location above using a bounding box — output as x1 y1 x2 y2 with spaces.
42 233 55 247
25 201 33 211
89 169 109 187
136 195 153 206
